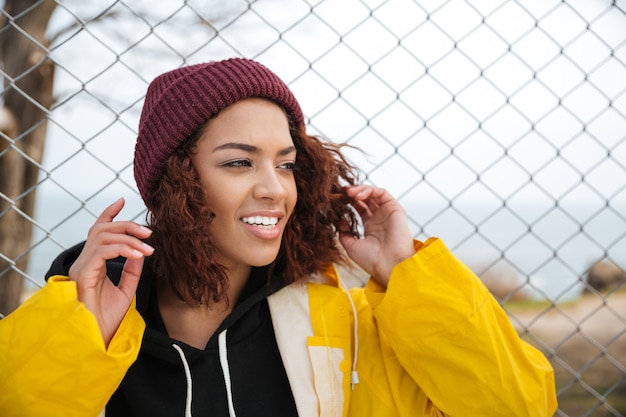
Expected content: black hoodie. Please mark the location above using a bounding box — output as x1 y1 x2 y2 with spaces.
46 243 299 417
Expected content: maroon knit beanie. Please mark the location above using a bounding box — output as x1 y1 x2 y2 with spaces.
133 57 305 204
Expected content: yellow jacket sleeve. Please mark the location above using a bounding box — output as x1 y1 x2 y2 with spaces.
365 238 557 417
0 276 145 417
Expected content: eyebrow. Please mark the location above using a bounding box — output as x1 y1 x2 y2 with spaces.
212 142 297 156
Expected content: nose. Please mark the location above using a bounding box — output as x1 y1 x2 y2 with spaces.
252 164 290 201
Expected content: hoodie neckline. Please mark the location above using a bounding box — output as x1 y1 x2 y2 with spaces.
143 264 289 353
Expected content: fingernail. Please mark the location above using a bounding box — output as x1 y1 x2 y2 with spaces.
140 225 152 234
143 243 155 254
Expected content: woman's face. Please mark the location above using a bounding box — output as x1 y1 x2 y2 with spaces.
190 98 298 274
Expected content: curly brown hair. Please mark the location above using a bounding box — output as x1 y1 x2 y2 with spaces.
146 113 361 306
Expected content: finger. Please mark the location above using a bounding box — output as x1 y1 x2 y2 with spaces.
69 241 153 285
350 185 392 202
347 185 384 209
351 188 384 220
345 184 370 199
118 257 144 299
95 198 126 225
89 220 153 241
354 187 400 218
83 239 154 265
363 195 381 213
346 186 375 213
336 218 353 235
352 199 373 221
338 228 357 253
358 186 389 206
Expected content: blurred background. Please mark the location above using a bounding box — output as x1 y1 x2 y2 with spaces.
1 0 625 415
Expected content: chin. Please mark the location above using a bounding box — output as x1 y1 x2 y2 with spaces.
244 249 281 268
250 256 280 268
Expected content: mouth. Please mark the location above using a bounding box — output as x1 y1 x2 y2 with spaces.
241 216 279 229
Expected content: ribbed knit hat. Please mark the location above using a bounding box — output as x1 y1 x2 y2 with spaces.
134 58 304 204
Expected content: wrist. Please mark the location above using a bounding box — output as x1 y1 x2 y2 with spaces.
373 247 417 288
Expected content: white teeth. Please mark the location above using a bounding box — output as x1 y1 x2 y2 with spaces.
242 216 278 226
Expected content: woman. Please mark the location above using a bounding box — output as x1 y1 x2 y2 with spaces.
0 58 557 417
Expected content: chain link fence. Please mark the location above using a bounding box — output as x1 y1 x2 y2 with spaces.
1 0 626 415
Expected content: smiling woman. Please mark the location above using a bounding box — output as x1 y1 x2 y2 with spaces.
189 99 297 276
0 58 557 417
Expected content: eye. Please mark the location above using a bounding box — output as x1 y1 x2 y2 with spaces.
224 159 252 168
278 161 297 171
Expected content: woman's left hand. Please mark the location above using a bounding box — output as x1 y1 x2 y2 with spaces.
339 185 416 288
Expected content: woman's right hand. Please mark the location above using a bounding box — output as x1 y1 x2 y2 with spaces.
68 198 154 348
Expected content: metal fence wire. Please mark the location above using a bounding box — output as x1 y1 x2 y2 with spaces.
1 0 626 415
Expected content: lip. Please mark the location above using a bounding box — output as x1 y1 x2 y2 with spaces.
239 210 285 240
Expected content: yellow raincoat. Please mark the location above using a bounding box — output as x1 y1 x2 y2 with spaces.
0 238 557 416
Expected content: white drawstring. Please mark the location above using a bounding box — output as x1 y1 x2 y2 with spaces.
338 276 360 389
173 283 357 417
172 344 193 417
218 329 237 417
173 333 237 417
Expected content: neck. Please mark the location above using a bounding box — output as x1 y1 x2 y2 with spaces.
157 265 252 349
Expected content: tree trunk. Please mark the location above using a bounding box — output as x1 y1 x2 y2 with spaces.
0 0 56 316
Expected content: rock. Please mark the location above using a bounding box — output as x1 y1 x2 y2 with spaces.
586 261 626 292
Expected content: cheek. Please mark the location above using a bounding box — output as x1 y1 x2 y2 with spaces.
200 182 228 217
288 179 298 211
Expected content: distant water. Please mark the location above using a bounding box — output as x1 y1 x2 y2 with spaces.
26 193 148 288
25 193 625 303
